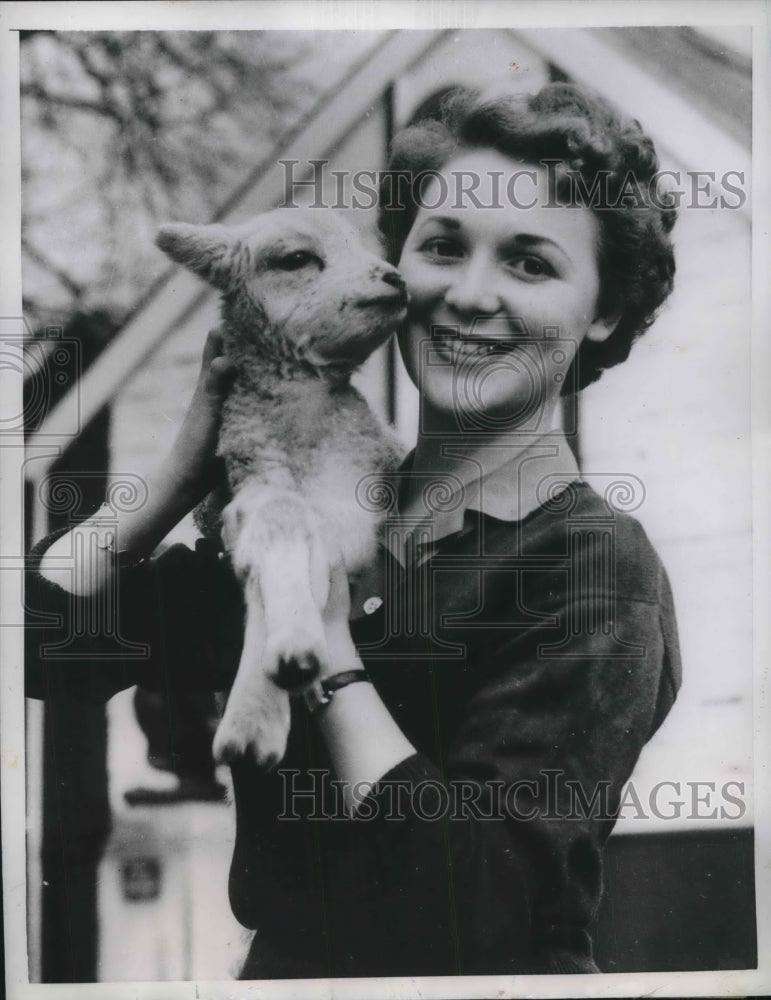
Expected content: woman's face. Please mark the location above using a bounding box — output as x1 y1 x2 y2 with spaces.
397 148 617 434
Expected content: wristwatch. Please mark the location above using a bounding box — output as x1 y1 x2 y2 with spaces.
91 502 149 569
302 668 372 714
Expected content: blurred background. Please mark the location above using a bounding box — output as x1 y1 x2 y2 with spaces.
20 26 755 982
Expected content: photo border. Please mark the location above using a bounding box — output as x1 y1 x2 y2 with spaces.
1 2 768 998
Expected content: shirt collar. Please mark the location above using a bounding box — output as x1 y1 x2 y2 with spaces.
383 430 581 566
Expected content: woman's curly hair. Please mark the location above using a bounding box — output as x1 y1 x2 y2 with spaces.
378 83 677 392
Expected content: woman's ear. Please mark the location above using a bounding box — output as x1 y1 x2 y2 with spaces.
585 309 621 344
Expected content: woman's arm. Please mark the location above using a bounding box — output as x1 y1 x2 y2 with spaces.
311 542 680 974
26 530 244 703
39 329 235 595
313 562 416 812
27 331 240 702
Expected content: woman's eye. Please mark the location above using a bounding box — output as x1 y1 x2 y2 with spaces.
274 250 322 271
421 237 465 260
509 256 555 279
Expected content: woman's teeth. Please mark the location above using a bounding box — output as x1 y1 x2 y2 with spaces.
430 328 521 361
450 340 517 360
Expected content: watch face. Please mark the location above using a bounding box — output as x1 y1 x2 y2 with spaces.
302 679 331 714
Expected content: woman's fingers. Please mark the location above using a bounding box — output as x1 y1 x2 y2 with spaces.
206 355 237 393
210 355 236 376
321 559 357 666
201 327 225 365
202 331 236 396
323 559 352 624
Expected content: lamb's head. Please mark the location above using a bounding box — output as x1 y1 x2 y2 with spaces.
156 209 407 373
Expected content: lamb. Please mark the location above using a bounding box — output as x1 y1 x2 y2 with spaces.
155 208 406 768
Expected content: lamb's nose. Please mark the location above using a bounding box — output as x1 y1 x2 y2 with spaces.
382 270 406 292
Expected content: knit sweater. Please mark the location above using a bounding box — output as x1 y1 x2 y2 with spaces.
26 480 681 977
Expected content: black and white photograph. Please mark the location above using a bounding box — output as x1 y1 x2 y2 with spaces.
1 2 769 998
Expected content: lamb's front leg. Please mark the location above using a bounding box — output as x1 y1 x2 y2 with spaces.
214 482 330 766
212 582 290 768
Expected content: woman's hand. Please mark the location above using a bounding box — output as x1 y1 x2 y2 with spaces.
164 329 236 505
315 558 416 810
320 559 359 675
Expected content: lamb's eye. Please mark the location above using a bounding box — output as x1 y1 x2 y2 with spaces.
274 250 322 272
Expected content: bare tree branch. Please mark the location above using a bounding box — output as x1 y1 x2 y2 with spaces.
20 29 325 329
21 82 123 122
22 237 86 300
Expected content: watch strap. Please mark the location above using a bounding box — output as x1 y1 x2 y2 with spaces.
92 503 149 569
303 668 372 714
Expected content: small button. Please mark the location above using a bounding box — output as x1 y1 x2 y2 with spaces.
363 596 383 615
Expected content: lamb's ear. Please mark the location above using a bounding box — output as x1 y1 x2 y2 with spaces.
155 222 242 291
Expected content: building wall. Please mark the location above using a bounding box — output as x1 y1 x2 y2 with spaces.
580 175 753 831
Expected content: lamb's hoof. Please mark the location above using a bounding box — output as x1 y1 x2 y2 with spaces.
212 730 287 772
275 651 321 692
211 736 239 767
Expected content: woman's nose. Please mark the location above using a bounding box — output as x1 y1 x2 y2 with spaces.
443 253 501 316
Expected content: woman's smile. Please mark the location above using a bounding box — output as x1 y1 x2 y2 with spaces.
430 334 526 364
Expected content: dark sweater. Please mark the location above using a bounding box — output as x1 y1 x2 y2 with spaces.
26 481 681 978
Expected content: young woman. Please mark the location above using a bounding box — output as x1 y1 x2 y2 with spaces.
27 83 681 977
